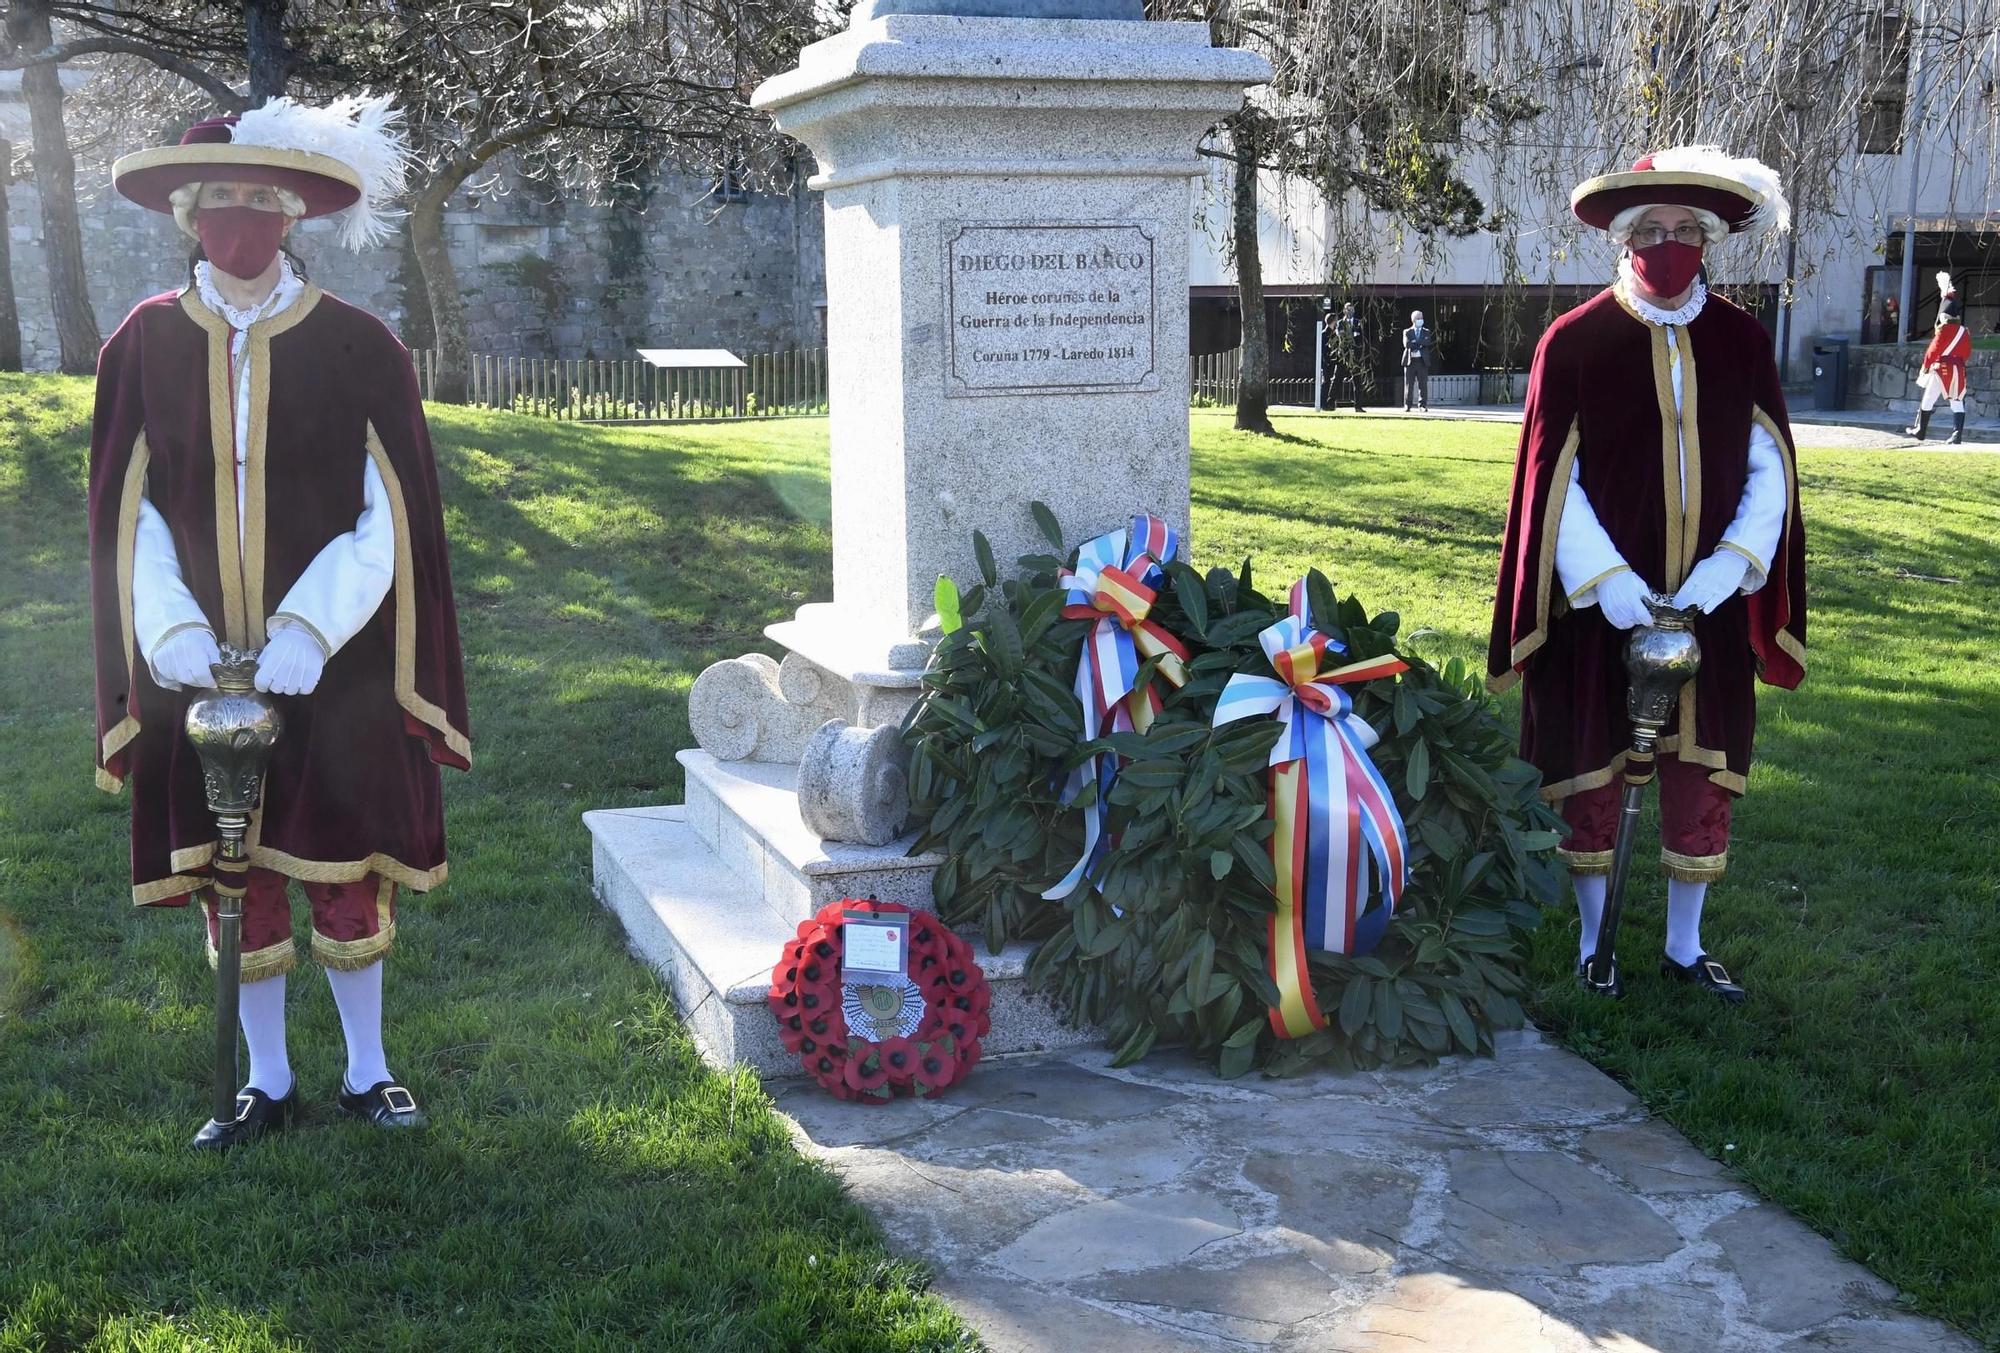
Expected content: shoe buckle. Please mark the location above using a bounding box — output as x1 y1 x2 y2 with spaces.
233 1093 257 1122
381 1085 417 1115
1702 959 1734 986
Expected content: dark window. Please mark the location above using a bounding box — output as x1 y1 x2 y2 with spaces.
711 154 748 205
1859 10 1910 156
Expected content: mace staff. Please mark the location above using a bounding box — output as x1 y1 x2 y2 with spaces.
1581 597 1702 997
182 645 283 1134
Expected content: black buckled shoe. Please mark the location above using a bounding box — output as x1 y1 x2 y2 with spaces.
192 1084 298 1150
1660 954 1747 1004
337 1079 426 1129
1576 957 1624 999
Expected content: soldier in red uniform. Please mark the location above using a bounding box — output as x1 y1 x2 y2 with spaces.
1907 272 1971 444
1489 147 1806 1003
92 98 470 1147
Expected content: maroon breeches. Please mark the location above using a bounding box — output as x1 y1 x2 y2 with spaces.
1555 755 1733 882
201 866 397 982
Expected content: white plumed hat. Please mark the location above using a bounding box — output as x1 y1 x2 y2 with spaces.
113 94 412 252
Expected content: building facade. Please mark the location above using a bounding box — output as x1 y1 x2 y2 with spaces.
1 78 828 371
1190 13 2000 402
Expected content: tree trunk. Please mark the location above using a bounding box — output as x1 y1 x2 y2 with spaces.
244 0 292 104
0 140 21 372
1230 117 1273 435
8 1 101 374
409 175 472 403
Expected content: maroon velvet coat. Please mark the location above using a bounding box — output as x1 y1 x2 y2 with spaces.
88 285 470 906
1487 288 1806 801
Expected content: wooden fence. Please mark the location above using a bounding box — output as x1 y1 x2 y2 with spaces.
412 347 829 422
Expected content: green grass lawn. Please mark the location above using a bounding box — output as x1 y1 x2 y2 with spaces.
3 382 1997 1347
0 375 969 1351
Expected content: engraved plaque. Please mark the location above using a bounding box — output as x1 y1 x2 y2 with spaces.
944 222 1158 397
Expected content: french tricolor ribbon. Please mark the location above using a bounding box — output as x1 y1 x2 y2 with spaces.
1212 581 1410 1038
1043 515 1190 902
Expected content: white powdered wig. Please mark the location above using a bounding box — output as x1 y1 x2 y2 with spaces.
1646 145 1791 234
230 93 412 251
1607 203 1728 247
168 181 307 241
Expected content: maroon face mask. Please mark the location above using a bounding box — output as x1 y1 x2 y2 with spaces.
196 205 290 281
1629 239 1704 299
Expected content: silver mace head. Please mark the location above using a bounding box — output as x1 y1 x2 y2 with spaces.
1623 595 1703 734
183 643 284 836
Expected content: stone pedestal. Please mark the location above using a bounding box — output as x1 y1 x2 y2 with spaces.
589 7 1267 1073
754 14 1270 663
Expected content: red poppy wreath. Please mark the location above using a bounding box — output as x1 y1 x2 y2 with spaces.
768 899 991 1101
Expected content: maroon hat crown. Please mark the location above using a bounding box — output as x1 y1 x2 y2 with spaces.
179 115 241 146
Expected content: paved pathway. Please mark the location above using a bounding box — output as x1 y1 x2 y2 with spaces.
775 1033 1978 1352
1263 402 2000 450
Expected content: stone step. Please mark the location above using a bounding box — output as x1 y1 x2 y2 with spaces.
587 803 1098 1077
678 748 943 926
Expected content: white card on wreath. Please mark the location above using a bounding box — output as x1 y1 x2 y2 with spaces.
842 914 908 983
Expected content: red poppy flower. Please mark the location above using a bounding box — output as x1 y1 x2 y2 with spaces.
844 1051 892 1092
876 1036 918 1078
915 1048 959 1092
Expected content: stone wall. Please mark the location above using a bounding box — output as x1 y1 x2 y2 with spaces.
3 158 827 370
1843 342 1995 412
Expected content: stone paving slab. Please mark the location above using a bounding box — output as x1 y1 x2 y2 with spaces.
772 1032 1982 1352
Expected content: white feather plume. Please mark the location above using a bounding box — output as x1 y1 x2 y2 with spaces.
1647 145 1791 235
1936 269 1957 297
231 94 411 251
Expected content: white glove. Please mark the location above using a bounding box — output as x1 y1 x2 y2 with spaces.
254 626 327 695
150 627 222 691
1672 551 1751 615
1593 569 1656 630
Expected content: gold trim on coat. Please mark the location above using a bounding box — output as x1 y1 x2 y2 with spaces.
1650 326 1687 592
1567 564 1630 605
133 873 211 906
240 288 319 647
249 843 447 893
1488 417 1583 694
1677 325 1703 582
269 611 333 658
180 291 248 646
98 433 152 790
1538 745 1746 803
362 424 474 765
1715 539 1767 575
1751 405 1807 676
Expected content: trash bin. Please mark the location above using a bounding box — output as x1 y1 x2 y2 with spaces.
1811 337 1849 411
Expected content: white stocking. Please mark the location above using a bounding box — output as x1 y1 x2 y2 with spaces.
239 973 293 1099
1574 872 1608 965
325 960 393 1092
1665 878 1708 966
1951 397 1966 414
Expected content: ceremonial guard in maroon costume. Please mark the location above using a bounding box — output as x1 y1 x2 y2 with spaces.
91 97 469 1146
1908 271 1972 444
1488 147 1806 1002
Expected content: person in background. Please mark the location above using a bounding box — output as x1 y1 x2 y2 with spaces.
1907 272 1971 444
1328 300 1367 412
1401 309 1434 412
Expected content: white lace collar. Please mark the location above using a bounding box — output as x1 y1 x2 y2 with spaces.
194 258 303 332
1616 260 1707 327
